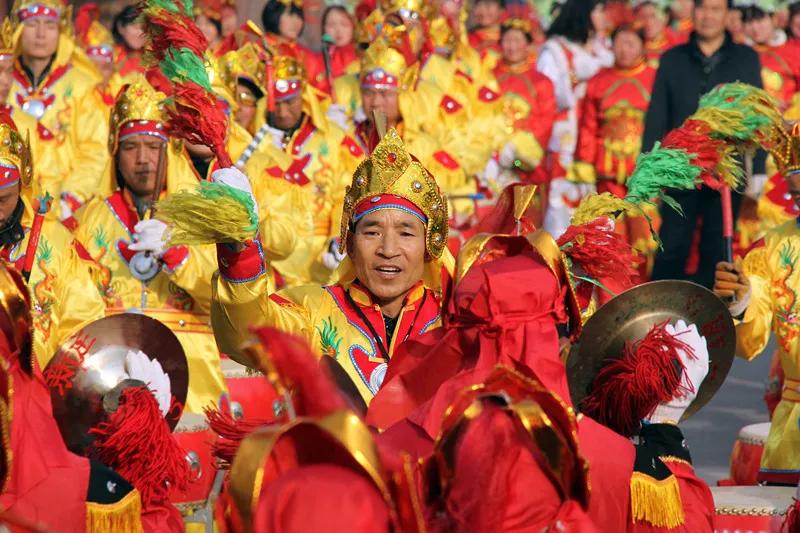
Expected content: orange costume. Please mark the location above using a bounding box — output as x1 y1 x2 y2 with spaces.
644 29 680 69
574 62 658 267
754 42 800 111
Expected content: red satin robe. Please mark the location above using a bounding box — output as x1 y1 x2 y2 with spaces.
575 62 657 271
754 42 800 110
644 29 680 69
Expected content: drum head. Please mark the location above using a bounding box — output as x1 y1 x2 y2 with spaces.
567 280 736 421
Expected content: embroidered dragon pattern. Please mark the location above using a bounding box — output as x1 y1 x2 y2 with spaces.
774 241 799 353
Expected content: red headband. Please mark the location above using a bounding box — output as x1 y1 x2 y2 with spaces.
18 3 60 21
118 120 167 143
352 195 427 225
0 162 20 190
360 69 399 90
86 45 114 62
273 78 302 102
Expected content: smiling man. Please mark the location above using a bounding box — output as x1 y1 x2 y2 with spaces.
212 129 453 404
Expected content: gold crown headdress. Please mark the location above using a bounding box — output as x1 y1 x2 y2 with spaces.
340 129 448 258
276 0 304 9
379 0 433 21
359 36 416 91
429 16 456 53
74 4 114 60
766 121 800 176
0 116 33 188
355 9 384 46
0 19 15 58
501 17 533 36
108 77 168 154
208 53 238 112
225 42 266 88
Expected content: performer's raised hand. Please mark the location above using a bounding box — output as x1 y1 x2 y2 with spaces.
714 260 750 315
646 320 709 424
211 167 258 213
130 219 169 257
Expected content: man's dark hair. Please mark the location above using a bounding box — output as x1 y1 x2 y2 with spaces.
611 23 645 44
261 0 304 37
693 0 733 8
546 0 604 44
742 6 768 23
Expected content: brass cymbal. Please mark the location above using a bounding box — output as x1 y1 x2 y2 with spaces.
0 264 32 374
45 313 188 455
567 280 735 421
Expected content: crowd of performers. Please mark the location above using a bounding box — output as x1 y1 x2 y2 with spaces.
1 0 800 531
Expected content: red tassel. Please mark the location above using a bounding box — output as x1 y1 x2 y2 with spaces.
145 14 208 61
204 406 273 469
89 386 190 506
785 498 800 533
662 120 726 189
163 83 232 167
74 3 100 46
557 218 641 292
580 322 693 437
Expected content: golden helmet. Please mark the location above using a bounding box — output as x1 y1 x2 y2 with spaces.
271 54 306 101
766 121 800 177
208 53 239 113
223 42 267 101
379 0 433 21
74 4 114 63
359 37 415 91
340 129 448 259
0 19 15 59
0 114 33 190
501 17 534 39
108 77 168 155
429 16 456 54
355 9 385 47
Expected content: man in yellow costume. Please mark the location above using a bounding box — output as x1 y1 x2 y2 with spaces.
714 120 800 485
236 50 365 287
9 0 109 219
212 129 453 405
70 79 226 414
0 112 101 368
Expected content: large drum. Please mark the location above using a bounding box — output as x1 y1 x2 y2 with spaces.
712 486 794 533
220 357 283 422
729 422 770 485
169 412 218 523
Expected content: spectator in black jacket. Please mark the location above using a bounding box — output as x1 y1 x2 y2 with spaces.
642 0 764 289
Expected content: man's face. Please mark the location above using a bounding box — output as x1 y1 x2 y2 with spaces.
0 183 20 227
672 0 694 19
117 135 165 198
361 87 401 128
91 57 114 85
745 14 774 45
0 57 13 102
472 0 502 28
196 14 221 45
613 30 644 68
786 173 800 211
638 4 666 41
236 83 258 130
119 22 146 51
271 95 304 130
500 29 530 65
694 0 728 41
349 208 427 311
20 18 59 61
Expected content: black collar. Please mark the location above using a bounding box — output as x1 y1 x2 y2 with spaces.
688 31 734 61
19 54 55 89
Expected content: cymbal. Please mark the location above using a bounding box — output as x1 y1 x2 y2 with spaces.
567 280 735 421
46 313 188 455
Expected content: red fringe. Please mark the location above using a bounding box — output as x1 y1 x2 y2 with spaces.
145 14 208 62
74 3 100 46
580 322 693 437
204 406 272 469
662 120 726 189
557 218 641 292
89 386 190 506
164 83 232 167
784 498 800 533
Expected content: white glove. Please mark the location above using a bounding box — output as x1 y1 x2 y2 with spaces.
728 284 752 318
498 142 517 168
354 106 368 125
211 166 258 214
266 125 286 149
129 219 169 258
326 103 350 131
744 173 768 200
59 198 73 220
647 320 710 424
123 349 172 417
321 237 347 271
482 157 500 184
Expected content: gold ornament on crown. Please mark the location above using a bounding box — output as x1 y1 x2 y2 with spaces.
272 54 306 85
355 9 384 46
276 0 304 10
224 42 266 89
765 120 800 176
77 14 113 50
360 37 417 91
501 17 533 37
340 129 449 259
107 77 168 154
0 19 15 56
0 122 33 188
208 53 238 110
379 0 433 20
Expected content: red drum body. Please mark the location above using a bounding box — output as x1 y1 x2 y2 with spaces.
712 486 794 533
221 357 282 422
729 422 770 485
169 412 216 518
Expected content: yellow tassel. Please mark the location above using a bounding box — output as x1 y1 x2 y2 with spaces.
571 192 631 226
629 471 685 528
158 191 258 245
85 489 143 533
